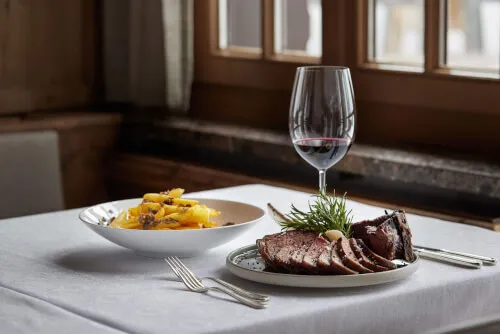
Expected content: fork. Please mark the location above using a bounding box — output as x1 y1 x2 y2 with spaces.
169 275 269 302
165 257 268 309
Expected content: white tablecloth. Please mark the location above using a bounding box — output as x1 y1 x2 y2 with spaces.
1 184 500 334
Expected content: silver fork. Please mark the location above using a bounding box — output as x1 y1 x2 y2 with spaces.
170 275 269 302
165 257 268 309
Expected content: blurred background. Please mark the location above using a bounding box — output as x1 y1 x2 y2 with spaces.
0 0 499 229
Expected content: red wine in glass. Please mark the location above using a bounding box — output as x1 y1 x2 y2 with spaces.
293 138 351 170
289 66 356 191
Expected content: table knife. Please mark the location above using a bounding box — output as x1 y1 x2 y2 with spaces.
414 245 497 266
413 248 483 269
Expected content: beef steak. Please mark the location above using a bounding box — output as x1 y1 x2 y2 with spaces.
352 210 414 262
302 237 330 272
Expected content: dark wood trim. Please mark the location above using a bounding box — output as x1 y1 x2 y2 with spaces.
424 0 443 72
262 0 274 59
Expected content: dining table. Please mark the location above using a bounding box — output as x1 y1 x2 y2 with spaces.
1 184 500 334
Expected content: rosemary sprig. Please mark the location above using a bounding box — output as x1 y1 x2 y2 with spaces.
281 189 353 238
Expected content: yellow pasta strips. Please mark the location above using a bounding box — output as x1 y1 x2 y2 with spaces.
109 188 221 230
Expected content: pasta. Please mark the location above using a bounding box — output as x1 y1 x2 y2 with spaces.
109 188 221 230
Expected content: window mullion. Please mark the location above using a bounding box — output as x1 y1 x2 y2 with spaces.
424 0 444 73
262 0 274 59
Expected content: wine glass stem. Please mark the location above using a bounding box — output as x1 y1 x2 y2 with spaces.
318 169 326 191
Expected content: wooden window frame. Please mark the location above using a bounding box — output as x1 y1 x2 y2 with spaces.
353 0 500 115
195 0 329 91
194 0 500 115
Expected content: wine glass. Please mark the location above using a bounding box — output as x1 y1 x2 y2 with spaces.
289 66 356 191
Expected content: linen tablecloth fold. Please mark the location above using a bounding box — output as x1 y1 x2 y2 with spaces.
0 286 124 334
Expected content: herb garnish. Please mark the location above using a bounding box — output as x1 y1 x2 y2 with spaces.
281 189 353 238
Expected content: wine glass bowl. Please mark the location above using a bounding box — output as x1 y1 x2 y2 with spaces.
289 66 356 190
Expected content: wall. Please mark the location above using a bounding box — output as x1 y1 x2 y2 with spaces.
0 1 121 209
0 0 97 114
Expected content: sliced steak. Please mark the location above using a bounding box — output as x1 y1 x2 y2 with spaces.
356 239 397 270
393 212 415 262
317 245 332 268
256 233 285 269
336 237 374 274
319 242 359 275
302 237 330 272
352 214 389 234
257 231 317 271
352 213 398 259
349 239 389 272
320 243 358 275
352 210 414 261
287 233 318 272
257 231 300 267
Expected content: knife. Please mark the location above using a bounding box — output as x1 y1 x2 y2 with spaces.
413 245 497 266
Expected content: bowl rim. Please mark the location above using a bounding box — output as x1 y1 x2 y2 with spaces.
78 197 266 232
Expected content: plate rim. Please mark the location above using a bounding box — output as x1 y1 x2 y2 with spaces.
226 244 420 288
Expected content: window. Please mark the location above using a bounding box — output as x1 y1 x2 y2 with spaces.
445 0 500 73
218 0 262 52
371 0 425 67
194 0 500 154
274 0 322 57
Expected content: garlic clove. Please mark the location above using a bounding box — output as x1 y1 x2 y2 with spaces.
325 229 344 242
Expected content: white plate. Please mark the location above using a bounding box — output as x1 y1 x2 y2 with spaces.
79 198 265 257
226 245 419 288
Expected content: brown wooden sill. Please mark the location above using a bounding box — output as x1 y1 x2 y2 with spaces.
0 110 121 133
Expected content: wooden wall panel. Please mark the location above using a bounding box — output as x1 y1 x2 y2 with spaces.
0 0 96 114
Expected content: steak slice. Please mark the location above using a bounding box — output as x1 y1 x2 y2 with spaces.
352 213 398 259
356 239 397 270
317 245 332 268
257 231 317 272
302 237 330 272
349 239 389 272
257 231 302 267
336 237 374 274
393 212 415 262
320 243 358 275
352 210 414 261
256 233 286 269
352 214 389 234
326 242 359 275
288 232 318 272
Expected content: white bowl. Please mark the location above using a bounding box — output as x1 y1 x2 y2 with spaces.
78 198 265 257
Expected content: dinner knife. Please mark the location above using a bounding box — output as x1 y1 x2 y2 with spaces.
414 245 497 266
412 248 482 269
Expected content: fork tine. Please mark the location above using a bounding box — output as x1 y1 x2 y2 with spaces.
171 257 204 285
165 258 198 291
170 257 204 289
166 258 203 290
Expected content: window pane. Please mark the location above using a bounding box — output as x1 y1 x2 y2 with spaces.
446 0 500 72
218 0 261 50
372 0 424 65
274 0 322 57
